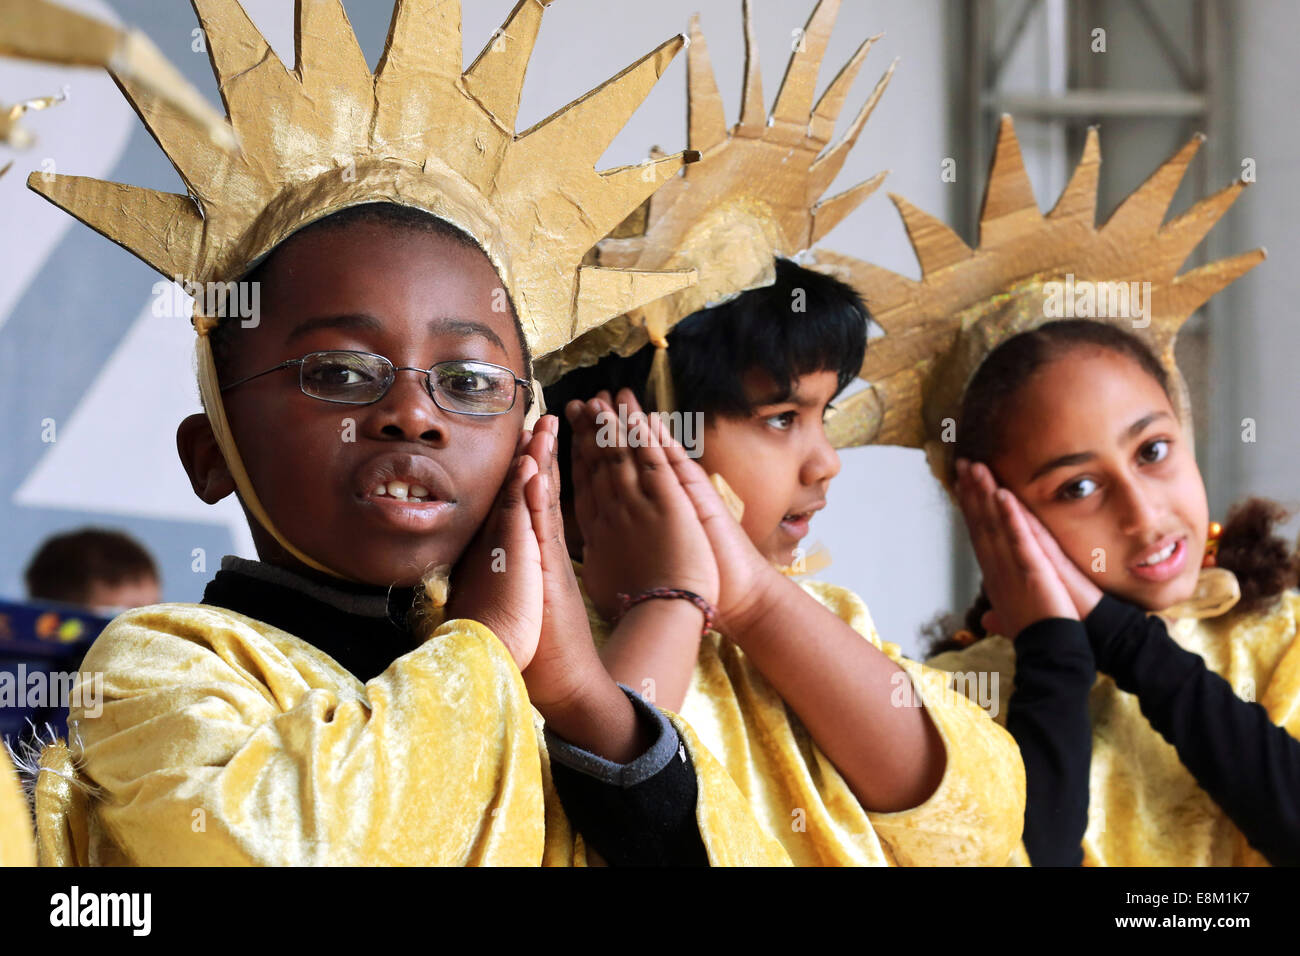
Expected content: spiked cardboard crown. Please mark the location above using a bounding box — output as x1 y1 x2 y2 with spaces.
814 116 1265 479
537 0 893 387
25 0 701 578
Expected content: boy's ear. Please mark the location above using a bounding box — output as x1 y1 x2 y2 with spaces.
177 413 236 504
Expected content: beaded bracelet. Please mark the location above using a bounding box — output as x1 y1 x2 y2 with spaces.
616 588 717 637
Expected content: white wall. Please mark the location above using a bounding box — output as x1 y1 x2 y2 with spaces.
1215 0 1300 535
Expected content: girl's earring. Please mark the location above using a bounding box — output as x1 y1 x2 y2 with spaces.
1203 520 1223 568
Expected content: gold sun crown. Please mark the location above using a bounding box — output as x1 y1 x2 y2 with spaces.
536 0 894 384
26 0 699 361
815 115 1265 466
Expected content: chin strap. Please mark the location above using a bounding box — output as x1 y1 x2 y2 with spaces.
194 322 351 580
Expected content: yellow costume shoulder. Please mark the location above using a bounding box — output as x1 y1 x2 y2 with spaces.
34 601 784 866
1 744 35 866
929 591 1300 866
55 602 556 865
586 575 1025 865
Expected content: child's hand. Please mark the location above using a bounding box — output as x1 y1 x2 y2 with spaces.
1017 496 1104 620
642 408 780 635
515 415 610 712
567 389 719 621
954 459 1078 640
446 430 543 670
518 415 649 763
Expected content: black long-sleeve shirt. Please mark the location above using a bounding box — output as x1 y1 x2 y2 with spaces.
202 555 708 866
1008 595 1300 867
1004 617 1095 866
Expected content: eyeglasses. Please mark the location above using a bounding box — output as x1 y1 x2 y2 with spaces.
220 350 533 416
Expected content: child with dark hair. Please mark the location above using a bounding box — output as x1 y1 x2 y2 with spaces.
549 258 1026 867
24 528 160 614
549 257 867 557
21 2 784 867
835 116 1299 867
541 2 1025 866
932 320 1300 867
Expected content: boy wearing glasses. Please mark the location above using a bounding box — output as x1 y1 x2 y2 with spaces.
26 1 785 867
40 204 779 867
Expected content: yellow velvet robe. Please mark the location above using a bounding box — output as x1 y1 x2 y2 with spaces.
587 578 1027 865
1 746 35 866
30 603 789 866
928 590 1300 866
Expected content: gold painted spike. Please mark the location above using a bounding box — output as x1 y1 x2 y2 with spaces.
378 0 462 82
978 115 1040 244
27 173 202 279
1102 133 1205 239
1153 179 1249 277
738 0 765 132
114 69 231 210
0 92 62 147
771 0 841 128
464 0 554 129
1047 126 1100 223
809 33 879 144
687 15 728 153
193 0 293 136
597 151 702 233
0 0 234 150
296 0 370 87
808 55 896 199
573 266 698 340
811 169 886 244
891 193 973 276
1157 248 1266 336
518 35 685 176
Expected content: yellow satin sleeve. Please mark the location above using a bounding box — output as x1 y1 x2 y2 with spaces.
61 603 563 865
587 576 1026 865
35 602 786 867
1 746 35 866
928 590 1300 866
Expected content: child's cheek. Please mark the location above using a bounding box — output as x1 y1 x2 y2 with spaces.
1052 519 1112 587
